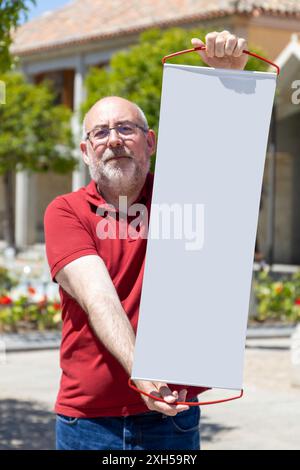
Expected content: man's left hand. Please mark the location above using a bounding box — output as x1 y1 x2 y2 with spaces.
191 30 248 71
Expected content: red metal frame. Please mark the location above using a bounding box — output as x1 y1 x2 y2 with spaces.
162 45 280 75
128 378 243 407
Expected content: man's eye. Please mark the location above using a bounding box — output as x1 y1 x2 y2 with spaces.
119 125 133 134
94 129 108 139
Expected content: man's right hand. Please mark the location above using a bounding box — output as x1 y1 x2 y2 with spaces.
133 379 189 416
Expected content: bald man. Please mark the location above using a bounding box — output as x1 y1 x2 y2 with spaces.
44 31 248 450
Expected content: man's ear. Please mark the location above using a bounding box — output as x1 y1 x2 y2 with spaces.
80 141 90 165
147 129 156 156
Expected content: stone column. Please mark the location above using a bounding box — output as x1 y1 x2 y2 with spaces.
14 72 37 249
15 171 36 248
72 56 87 191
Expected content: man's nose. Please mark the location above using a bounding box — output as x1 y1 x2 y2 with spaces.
107 128 122 147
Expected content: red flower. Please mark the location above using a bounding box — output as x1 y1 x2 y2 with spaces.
28 286 36 295
0 295 13 305
53 302 61 311
295 298 300 306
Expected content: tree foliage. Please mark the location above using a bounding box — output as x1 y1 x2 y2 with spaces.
0 72 75 247
0 72 76 174
0 0 35 73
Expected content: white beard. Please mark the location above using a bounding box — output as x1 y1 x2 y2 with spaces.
88 156 150 195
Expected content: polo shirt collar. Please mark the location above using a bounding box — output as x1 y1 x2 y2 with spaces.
84 172 152 212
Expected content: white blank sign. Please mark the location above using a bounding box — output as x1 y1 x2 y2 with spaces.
132 64 277 391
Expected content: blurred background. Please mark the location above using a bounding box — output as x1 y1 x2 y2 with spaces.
0 0 300 450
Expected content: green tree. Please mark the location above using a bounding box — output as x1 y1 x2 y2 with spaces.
83 27 268 169
0 72 76 247
0 0 36 73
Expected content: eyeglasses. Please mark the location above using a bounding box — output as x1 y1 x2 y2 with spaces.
86 121 148 143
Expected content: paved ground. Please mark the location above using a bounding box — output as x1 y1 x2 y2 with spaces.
0 342 299 450
202 343 300 450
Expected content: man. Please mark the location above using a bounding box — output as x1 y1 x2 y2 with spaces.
44 31 248 450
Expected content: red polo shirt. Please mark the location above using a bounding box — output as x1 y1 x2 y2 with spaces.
44 172 208 417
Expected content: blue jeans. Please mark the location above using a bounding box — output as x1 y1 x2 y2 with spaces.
56 399 201 450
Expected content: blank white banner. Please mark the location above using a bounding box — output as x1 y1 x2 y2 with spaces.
132 64 277 391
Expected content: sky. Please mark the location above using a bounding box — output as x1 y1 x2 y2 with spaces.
24 0 72 21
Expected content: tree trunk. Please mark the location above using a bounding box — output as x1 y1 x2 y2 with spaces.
3 170 15 249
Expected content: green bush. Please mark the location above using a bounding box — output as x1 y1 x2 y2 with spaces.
253 269 300 323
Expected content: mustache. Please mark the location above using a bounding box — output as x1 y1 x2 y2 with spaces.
102 148 134 163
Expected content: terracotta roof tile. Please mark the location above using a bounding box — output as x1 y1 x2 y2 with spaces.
11 0 300 56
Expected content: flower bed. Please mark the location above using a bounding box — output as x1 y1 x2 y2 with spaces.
0 265 61 332
0 291 61 333
252 268 300 324
1 265 300 332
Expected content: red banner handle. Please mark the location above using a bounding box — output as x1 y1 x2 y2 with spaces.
128 378 243 407
162 45 280 75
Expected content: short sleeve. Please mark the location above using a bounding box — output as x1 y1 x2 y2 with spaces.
44 196 98 282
